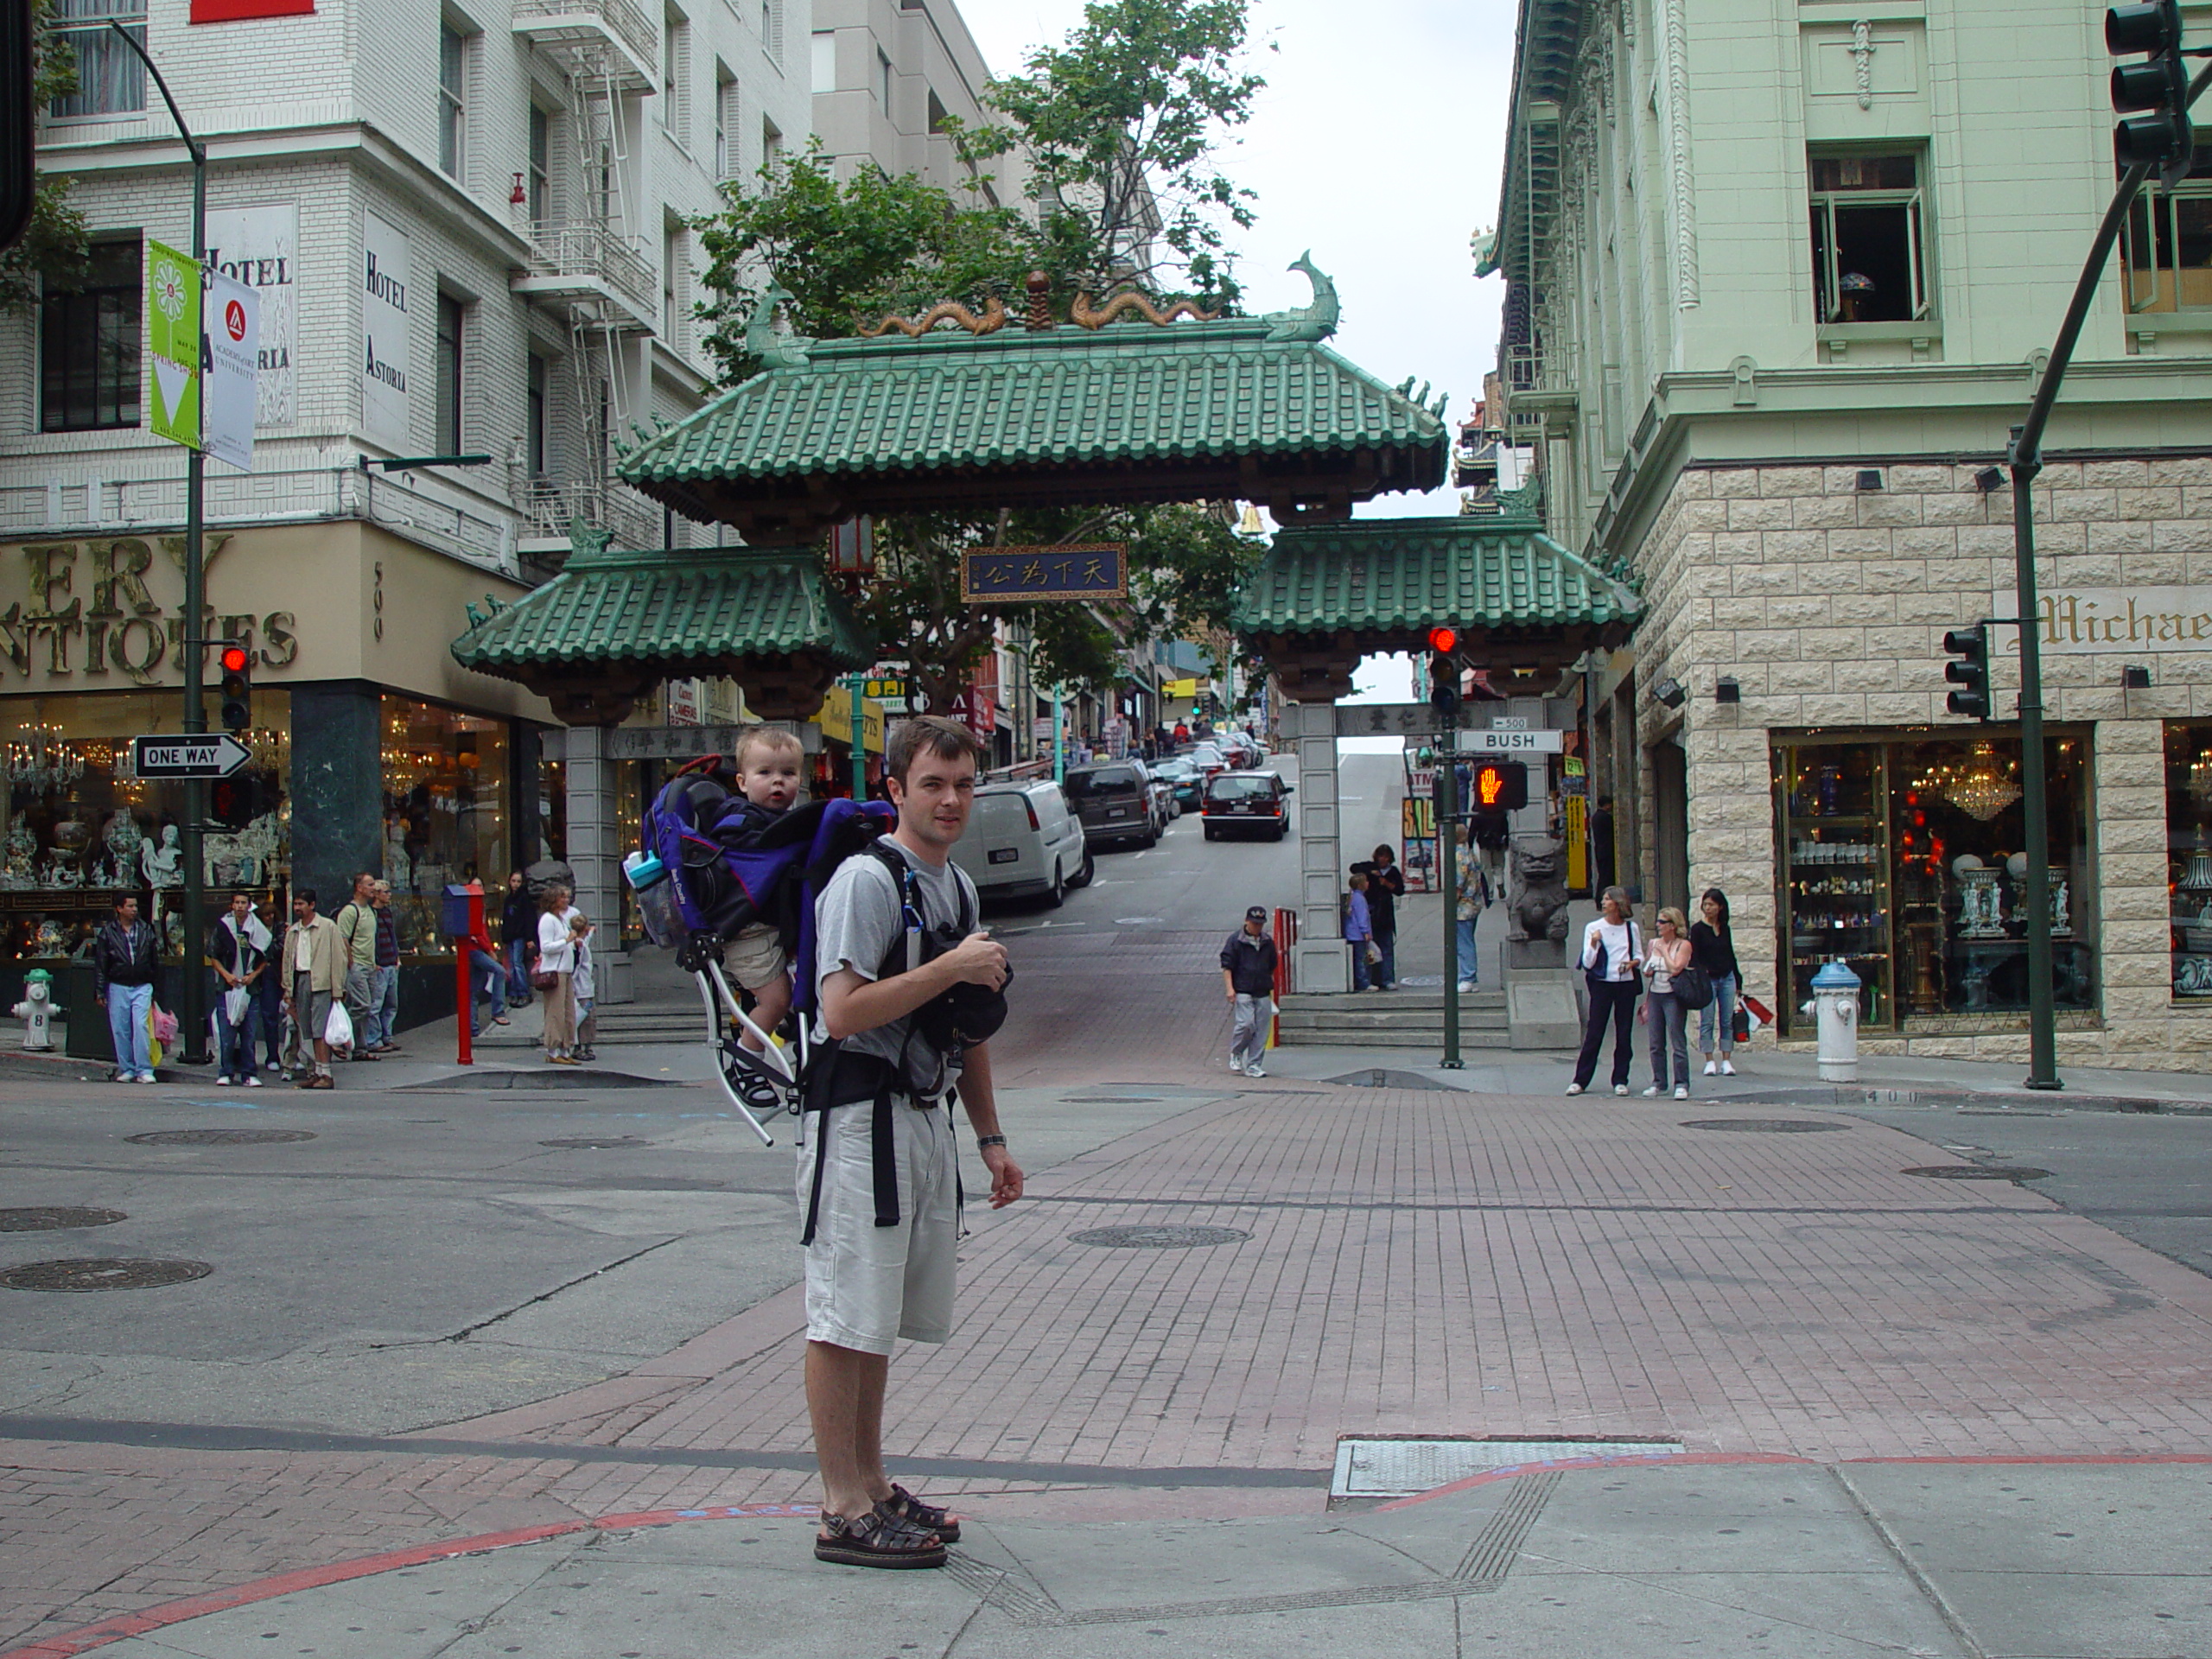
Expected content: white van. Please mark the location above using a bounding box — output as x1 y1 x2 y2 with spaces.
952 780 1092 906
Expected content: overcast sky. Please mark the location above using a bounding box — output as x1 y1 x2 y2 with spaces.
953 0 1518 714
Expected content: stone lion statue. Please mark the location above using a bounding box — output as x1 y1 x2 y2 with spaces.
1506 834 1572 943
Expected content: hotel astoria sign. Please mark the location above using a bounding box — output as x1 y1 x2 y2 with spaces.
0 540 298 687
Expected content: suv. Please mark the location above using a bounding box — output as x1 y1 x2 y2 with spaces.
950 780 1091 906
1200 770 1293 841
1063 760 1159 849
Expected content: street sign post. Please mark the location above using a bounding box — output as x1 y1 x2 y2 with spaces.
131 734 251 779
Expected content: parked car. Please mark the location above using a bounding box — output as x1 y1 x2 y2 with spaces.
1063 761 1160 849
1187 742 1228 780
1154 757 1205 811
951 779 1091 906
1147 770 1179 823
1200 770 1294 841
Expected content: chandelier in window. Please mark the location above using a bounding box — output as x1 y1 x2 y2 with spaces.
5 726 85 791
2191 749 2212 809
1944 743 2021 822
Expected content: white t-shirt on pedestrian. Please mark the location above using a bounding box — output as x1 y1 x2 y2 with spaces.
1580 917 1640 981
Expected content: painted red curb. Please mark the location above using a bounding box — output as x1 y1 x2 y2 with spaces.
0 1503 818 1659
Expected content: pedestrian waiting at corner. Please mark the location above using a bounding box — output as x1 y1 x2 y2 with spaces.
1642 906 1695 1100
1221 905 1278 1078
1350 844 1405 992
1454 823 1494 994
1567 886 1642 1096
92 893 161 1084
1343 871 1378 990
1692 887 1741 1078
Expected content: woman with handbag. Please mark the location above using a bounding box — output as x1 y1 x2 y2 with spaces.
1567 887 1642 1096
535 882 579 1065
1691 887 1742 1077
1642 906 1695 1100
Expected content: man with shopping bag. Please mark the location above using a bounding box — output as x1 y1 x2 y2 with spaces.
282 888 344 1090
207 891 271 1086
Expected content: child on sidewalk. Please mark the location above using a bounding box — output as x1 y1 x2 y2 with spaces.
722 726 804 1107
1344 870 1376 991
569 910 597 1063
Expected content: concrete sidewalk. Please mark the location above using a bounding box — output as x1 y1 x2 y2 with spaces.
33 1457 2212 1658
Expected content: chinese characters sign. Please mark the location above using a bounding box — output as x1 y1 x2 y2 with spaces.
960 544 1127 603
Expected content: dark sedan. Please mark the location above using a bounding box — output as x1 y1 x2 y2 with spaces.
1200 771 1293 841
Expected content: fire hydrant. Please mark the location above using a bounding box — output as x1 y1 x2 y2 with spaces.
11 969 56 1051
1802 958 1860 1084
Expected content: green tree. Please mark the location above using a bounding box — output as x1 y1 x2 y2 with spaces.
0 2 91 314
958 0 1266 309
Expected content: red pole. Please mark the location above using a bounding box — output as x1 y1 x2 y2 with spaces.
456 947 472 1065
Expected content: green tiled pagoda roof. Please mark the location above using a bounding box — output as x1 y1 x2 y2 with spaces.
1233 513 1643 637
450 544 874 675
617 310 1449 533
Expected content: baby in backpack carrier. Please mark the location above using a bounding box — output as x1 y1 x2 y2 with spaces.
724 727 805 1107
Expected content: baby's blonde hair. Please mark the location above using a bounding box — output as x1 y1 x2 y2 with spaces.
732 724 804 771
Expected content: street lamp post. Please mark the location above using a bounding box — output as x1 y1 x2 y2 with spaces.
111 22 213 1065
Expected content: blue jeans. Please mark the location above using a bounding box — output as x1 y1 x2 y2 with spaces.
1350 938 1372 990
106 981 153 1077
1698 973 1738 1058
219 1001 262 1080
1370 931 1396 989
371 965 399 1047
1649 990 1691 1090
470 949 507 1033
1455 918 1479 985
257 977 285 1069
505 939 531 1001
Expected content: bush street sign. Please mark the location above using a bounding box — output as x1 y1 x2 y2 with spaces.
131 734 252 779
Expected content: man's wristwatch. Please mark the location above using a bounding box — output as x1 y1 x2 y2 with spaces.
976 1134 1007 1150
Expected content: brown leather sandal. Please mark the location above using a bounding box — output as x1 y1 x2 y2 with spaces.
883 1484 962 1542
813 1503 945 1569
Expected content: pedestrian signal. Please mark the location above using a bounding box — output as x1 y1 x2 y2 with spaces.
1469 760 1528 813
218 643 251 733
210 774 257 831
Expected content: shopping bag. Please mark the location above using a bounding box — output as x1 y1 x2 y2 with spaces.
324 1000 354 1050
224 986 251 1027
151 1005 179 1046
1739 994 1772 1037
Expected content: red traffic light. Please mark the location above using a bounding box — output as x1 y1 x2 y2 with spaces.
219 645 250 674
1427 626 1458 653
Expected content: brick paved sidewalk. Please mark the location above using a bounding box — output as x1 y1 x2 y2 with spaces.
10 1083 2212 1649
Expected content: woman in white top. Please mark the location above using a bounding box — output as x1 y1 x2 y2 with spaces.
1641 906 1695 1099
536 883 579 1064
1567 886 1643 1096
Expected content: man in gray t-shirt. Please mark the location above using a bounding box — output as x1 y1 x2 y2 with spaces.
802 716 1021 1572
811 837 976 1098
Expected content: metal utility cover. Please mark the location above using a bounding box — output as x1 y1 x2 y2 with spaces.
1332 1438 1682 1498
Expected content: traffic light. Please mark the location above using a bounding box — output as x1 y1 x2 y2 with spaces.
1469 760 1529 813
218 643 251 732
1942 624 1992 720
2109 0 2196 183
1427 626 1460 721
209 774 257 832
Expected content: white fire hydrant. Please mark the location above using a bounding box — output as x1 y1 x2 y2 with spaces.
1802 958 1860 1084
11 969 56 1051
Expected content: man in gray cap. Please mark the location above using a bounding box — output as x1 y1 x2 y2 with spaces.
1220 906 1280 1078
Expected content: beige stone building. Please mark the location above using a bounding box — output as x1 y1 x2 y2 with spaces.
1489 0 2212 1068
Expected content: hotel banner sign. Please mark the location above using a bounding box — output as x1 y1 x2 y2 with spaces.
960 544 1127 602
2030 587 2212 652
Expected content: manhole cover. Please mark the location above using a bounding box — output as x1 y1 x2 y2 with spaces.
1681 1119 1848 1134
1904 1165 2052 1181
0 1207 127 1233
539 1135 651 1150
1069 1225 1249 1249
1332 1437 1683 1498
1 1258 213 1292
124 1128 317 1146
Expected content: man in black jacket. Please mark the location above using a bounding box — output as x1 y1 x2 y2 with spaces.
1351 846 1408 991
500 871 535 1006
92 893 162 1083
1220 906 1280 1078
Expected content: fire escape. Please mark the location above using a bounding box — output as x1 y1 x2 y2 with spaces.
511 0 664 552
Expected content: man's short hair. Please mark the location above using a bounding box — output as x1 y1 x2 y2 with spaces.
732 723 804 771
353 870 375 892
111 893 133 912
887 715 986 785
231 890 254 904
296 887 318 906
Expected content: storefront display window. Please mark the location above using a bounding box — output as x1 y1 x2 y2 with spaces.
2167 720 2212 999
3 692 290 964
1774 731 2094 1035
381 695 508 956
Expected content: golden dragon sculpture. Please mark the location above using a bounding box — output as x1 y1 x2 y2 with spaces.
855 296 1009 338
1070 290 1223 329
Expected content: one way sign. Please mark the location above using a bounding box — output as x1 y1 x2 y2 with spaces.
132 734 252 779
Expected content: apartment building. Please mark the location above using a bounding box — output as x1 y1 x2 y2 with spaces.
1489 0 2212 1067
0 0 807 1004
808 0 1016 202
